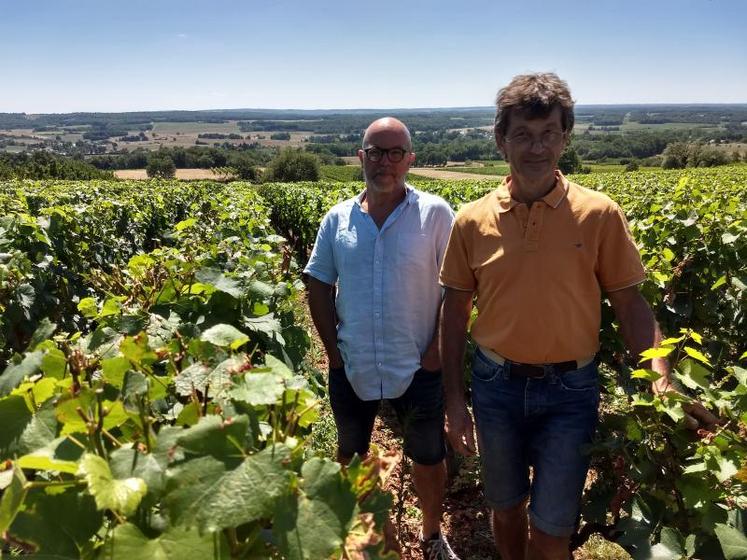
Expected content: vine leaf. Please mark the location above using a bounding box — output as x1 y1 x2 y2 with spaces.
715 523 747 559
200 323 249 350
0 465 27 533
104 522 229 560
273 457 358 560
175 414 250 462
0 351 44 396
7 487 102 557
78 453 147 517
639 347 674 362
164 444 293 533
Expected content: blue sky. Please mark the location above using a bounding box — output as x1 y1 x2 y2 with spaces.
1 0 745 112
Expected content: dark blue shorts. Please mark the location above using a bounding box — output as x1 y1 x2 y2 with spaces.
328 366 447 466
471 348 600 537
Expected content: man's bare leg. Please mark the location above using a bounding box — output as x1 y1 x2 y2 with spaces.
527 525 571 560
491 499 529 560
412 460 447 537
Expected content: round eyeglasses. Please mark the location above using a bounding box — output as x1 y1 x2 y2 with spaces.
363 147 408 163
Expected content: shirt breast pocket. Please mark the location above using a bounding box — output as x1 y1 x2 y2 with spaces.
398 233 432 271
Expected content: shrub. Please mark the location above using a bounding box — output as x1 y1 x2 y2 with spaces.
265 148 320 182
145 153 176 178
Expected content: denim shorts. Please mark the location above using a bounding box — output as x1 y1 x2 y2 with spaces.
470 347 600 537
328 366 447 465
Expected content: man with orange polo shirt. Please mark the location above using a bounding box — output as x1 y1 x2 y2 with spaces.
439 73 718 560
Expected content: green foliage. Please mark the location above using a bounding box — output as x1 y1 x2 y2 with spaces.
2 167 745 557
320 164 363 182
662 142 731 169
259 166 747 557
586 330 747 559
229 153 261 181
558 144 583 174
625 160 640 171
265 148 321 182
0 151 114 180
146 153 176 178
0 179 393 558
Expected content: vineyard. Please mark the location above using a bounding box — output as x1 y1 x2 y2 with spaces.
1 167 746 559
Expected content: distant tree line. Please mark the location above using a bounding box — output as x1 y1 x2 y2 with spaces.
237 111 495 135
628 107 747 125
661 142 741 169
0 151 113 180
3 105 746 133
89 144 275 170
197 133 243 140
573 128 747 161
119 132 148 142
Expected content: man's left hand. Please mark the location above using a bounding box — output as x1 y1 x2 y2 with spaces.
682 400 720 431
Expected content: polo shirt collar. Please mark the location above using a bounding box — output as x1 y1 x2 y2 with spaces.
496 171 569 213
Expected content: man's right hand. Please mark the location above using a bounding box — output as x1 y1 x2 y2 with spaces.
328 352 345 370
445 402 477 456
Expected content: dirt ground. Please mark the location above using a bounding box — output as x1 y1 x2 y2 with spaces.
409 167 503 181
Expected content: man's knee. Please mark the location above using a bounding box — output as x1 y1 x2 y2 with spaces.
491 498 528 525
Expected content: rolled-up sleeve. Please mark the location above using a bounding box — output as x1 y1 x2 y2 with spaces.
303 212 337 285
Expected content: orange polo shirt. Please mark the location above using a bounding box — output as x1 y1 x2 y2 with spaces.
439 172 646 364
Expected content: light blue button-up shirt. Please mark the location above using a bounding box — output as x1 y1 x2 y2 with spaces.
304 185 454 400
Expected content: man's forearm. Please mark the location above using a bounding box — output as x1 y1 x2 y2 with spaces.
307 277 343 368
440 288 473 408
421 307 442 370
609 287 670 388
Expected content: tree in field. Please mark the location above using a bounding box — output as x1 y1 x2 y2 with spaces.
146 153 176 178
625 160 640 171
663 142 729 169
265 148 320 182
230 153 261 181
558 145 582 174
662 142 690 169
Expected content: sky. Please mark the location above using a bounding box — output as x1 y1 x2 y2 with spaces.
1 0 746 113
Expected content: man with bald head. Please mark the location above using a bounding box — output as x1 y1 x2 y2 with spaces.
305 117 459 559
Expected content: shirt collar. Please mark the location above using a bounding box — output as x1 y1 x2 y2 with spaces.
355 183 414 207
496 171 569 213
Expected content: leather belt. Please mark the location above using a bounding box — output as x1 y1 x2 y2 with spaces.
478 346 595 379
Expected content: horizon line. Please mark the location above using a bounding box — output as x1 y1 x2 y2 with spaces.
4 102 747 117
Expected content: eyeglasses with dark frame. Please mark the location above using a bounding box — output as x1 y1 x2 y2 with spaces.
362 146 409 163
503 130 567 148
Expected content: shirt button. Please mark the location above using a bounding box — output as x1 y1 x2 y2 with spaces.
377 362 382 366
375 312 380 317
